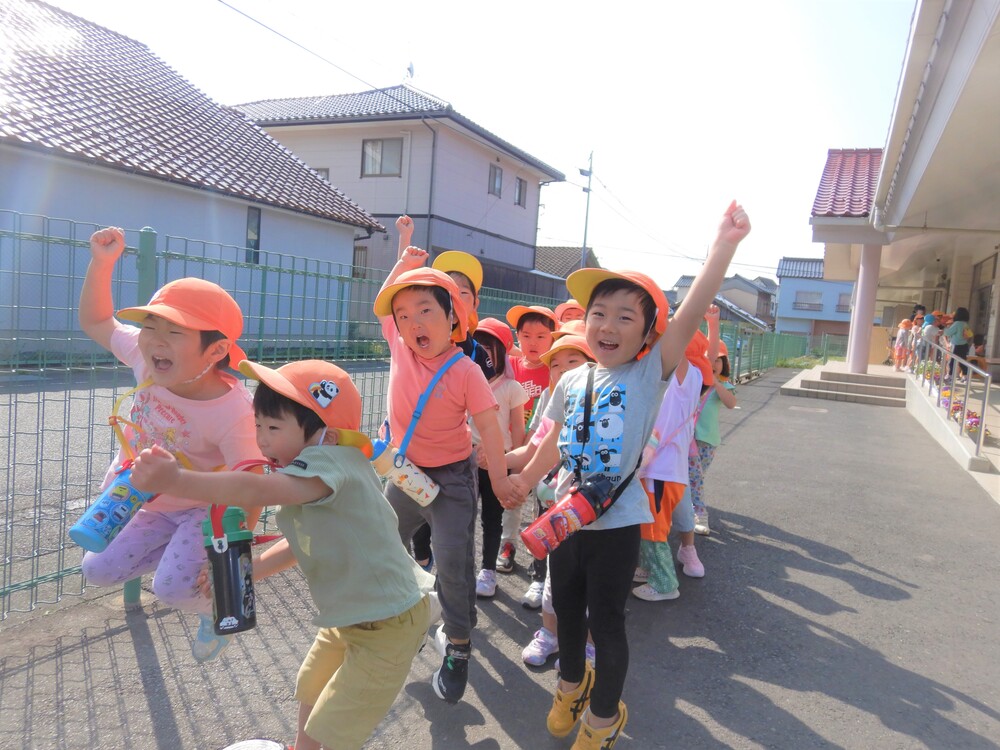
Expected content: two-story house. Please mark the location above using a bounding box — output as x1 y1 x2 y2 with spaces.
672 274 774 329
774 258 854 336
235 85 566 295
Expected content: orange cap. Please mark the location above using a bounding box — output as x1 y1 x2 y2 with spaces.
432 251 483 292
685 330 713 385
475 317 514 352
554 299 585 322
717 340 729 358
506 305 558 330
373 268 470 342
899 320 913 329
239 359 372 457
539 334 595 366
566 269 669 335
117 278 248 366
551 319 586 340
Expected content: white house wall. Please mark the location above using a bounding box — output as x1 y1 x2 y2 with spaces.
1 146 360 358
261 120 543 270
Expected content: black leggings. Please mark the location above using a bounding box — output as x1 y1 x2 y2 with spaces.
412 523 432 562
549 523 640 718
951 343 970 377
479 468 504 569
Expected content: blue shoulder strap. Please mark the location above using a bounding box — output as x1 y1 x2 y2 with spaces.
395 349 465 467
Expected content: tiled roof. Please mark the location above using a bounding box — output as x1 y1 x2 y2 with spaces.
811 148 882 218
776 257 825 279
0 0 381 231
753 276 778 292
236 84 565 182
673 275 695 288
535 246 600 278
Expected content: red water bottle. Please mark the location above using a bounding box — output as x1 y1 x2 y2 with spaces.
521 474 615 559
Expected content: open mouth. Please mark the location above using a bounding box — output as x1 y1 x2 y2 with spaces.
151 356 173 372
416 335 430 349
597 340 619 352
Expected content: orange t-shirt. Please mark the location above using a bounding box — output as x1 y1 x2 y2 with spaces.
381 317 497 467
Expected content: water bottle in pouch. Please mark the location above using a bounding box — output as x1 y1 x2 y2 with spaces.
69 461 157 552
202 506 256 635
521 474 615 559
370 439 439 506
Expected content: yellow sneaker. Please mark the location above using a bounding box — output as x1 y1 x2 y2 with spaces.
571 701 628 750
546 662 595 737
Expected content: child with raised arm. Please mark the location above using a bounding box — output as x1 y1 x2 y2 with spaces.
396 216 494 572
78 227 263 663
374 245 515 704
509 202 750 749
131 359 435 750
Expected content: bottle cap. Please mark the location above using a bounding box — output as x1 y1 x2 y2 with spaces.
370 438 390 462
202 506 253 549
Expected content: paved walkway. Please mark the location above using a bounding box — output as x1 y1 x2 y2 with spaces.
2 369 999 749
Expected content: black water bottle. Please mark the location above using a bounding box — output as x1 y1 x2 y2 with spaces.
202 506 256 635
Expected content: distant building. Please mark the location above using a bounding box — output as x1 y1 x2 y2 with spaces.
235 85 565 296
774 258 854 336
671 274 774 329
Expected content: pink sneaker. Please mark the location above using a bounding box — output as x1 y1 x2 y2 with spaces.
676 544 705 578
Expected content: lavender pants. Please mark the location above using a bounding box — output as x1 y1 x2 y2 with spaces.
81 506 212 615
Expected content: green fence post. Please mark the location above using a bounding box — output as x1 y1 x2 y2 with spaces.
124 226 157 610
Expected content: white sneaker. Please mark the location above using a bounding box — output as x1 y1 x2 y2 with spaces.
522 626 559 666
676 544 705 578
475 569 497 598
521 580 544 609
632 583 679 602
694 510 710 536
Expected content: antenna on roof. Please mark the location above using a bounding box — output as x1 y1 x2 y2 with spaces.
406 62 415 79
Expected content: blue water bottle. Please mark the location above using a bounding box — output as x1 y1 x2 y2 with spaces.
69 461 156 553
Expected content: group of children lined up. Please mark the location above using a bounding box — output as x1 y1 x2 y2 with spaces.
79 201 750 750
894 303 983 382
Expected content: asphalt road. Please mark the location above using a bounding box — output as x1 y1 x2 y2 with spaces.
2 369 998 749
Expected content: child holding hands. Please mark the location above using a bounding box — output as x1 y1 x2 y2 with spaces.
131 359 434 750
78 227 263 663
509 202 750 749
374 243 516 704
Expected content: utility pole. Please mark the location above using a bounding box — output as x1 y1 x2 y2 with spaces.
579 152 593 270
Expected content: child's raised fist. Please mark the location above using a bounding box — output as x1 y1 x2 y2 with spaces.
396 215 414 239
400 245 428 270
717 201 751 246
705 304 721 323
89 226 125 262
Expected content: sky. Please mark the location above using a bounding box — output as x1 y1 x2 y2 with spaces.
45 0 916 288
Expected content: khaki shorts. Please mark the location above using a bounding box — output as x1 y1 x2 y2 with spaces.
296 595 430 750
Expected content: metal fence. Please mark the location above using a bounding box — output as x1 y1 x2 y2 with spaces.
1 211 812 619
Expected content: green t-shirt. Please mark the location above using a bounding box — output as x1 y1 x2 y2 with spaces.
278 445 435 628
694 381 737 447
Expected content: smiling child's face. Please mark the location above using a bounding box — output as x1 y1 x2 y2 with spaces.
137 314 227 395
585 288 652 369
391 287 455 359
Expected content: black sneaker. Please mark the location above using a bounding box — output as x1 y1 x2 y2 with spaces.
496 541 516 574
432 641 471 703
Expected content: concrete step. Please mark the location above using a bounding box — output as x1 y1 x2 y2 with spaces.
801 379 907 398
780 382 906 407
820 370 906 389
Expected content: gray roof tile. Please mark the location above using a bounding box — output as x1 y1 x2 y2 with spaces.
776 257 825 279
1 0 382 231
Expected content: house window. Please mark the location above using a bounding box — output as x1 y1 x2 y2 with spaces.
352 245 368 279
245 206 261 264
489 164 503 197
314 167 329 181
514 177 527 207
792 291 823 311
361 139 403 177
836 293 852 313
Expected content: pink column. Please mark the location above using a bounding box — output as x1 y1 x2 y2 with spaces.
846 243 883 373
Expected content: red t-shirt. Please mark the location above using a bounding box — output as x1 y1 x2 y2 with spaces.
509 357 550 427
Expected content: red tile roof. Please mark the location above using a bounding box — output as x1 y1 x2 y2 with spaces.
237 85 565 182
0 0 381 231
811 148 882 218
